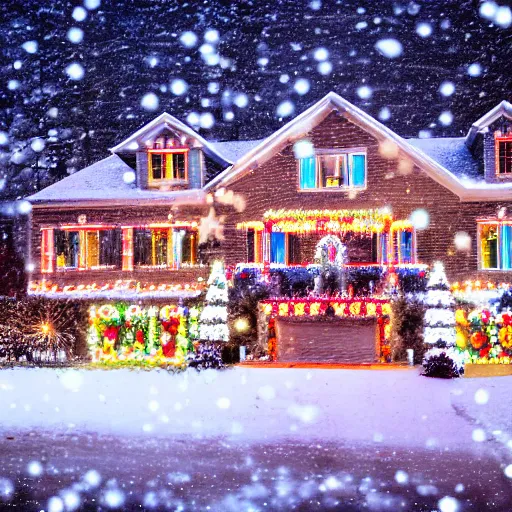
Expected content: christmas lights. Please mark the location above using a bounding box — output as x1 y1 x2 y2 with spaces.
88 302 200 365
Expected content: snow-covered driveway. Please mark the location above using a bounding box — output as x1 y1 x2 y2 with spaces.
1 367 511 451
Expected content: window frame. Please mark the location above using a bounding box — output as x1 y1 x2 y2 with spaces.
53 226 121 271
477 221 512 270
298 148 367 192
495 135 512 177
148 148 189 186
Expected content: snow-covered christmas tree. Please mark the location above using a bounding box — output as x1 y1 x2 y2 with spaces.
422 261 464 377
423 261 456 347
199 260 229 342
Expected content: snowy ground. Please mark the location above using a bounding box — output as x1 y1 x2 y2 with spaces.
1 367 512 510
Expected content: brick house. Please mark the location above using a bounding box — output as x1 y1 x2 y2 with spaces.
27 92 512 300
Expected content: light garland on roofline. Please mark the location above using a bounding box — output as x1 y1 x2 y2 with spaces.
28 279 205 298
236 221 265 231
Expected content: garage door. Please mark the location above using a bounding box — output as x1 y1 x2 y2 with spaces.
276 316 379 363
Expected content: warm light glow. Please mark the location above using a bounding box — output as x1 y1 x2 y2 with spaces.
234 317 250 333
41 323 51 335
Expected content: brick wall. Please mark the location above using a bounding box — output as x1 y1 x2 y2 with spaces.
220 111 512 281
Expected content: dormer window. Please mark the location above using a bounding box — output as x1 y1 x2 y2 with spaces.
148 135 188 185
495 133 512 176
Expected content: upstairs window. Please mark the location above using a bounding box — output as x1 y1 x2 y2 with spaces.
496 135 512 176
149 135 188 184
299 151 366 190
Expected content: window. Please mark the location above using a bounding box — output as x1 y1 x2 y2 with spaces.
53 228 121 270
55 230 80 269
133 228 198 268
180 230 198 266
299 151 366 190
134 228 169 267
479 223 512 270
246 229 263 263
392 229 414 264
148 135 188 184
496 136 512 175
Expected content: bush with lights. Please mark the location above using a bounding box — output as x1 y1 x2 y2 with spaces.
421 262 463 377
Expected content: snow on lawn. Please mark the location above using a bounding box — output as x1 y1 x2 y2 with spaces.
0 367 511 450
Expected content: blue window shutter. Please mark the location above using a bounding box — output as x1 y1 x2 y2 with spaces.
501 225 512 269
351 154 366 187
270 232 286 264
380 234 388 263
299 157 316 189
188 149 202 188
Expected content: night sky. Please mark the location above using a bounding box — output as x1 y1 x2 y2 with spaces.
0 0 511 199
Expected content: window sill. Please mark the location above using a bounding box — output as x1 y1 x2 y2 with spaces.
297 186 366 193
148 179 188 188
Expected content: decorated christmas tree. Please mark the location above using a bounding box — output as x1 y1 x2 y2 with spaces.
422 262 464 377
199 260 229 342
423 261 456 347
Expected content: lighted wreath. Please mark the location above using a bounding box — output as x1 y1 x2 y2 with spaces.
314 235 347 267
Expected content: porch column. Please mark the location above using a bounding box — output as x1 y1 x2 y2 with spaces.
262 221 272 276
122 227 134 271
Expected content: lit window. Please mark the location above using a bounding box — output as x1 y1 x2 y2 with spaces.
54 229 121 270
496 136 512 175
479 223 512 270
133 228 198 268
148 135 188 184
299 151 366 190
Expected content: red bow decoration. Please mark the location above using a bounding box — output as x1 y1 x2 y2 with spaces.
162 340 176 358
136 330 145 344
103 326 119 341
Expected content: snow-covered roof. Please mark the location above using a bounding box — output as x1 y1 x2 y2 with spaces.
206 92 512 202
210 139 265 163
27 154 207 206
110 112 233 165
407 137 482 181
465 100 512 147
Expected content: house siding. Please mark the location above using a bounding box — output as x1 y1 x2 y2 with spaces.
220 111 512 281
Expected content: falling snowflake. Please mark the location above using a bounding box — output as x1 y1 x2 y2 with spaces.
65 62 85 80
293 79 310 95
170 78 188 96
375 38 403 58
140 92 159 111
67 27 84 44
72 6 88 22
276 100 295 118
180 31 198 48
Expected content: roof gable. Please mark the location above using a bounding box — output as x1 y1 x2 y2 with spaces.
206 92 512 202
465 100 512 147
110 112 233 165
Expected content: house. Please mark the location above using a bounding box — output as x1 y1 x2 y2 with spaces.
27 92 512 302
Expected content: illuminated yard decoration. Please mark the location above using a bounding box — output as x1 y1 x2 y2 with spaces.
88 302 200 365
455 308 512 365
260 297 392 362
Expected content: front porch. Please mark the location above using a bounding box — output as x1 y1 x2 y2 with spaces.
236 208 417 272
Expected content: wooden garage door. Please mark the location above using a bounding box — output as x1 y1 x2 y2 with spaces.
276 317 379 363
